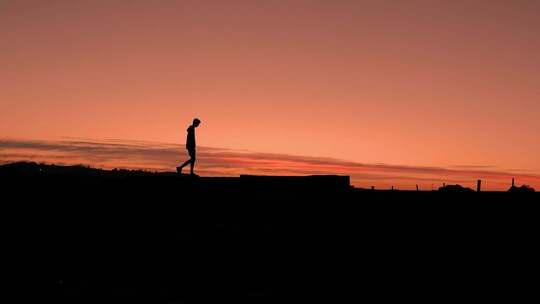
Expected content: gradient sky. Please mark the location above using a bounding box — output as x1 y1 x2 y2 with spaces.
1 0 539 190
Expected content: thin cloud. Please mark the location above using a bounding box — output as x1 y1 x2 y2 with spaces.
1 138 538 190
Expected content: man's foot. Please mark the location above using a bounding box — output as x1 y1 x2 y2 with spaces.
190 173 199 178
176 166 182 174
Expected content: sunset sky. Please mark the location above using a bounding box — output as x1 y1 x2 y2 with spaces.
1 0 539 190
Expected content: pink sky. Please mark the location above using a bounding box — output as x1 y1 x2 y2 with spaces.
1 1 539 190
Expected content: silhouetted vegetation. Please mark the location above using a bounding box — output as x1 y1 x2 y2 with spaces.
438 184 475 193
509 184 536 193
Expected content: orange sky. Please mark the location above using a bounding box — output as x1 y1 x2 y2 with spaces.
1 1 539 190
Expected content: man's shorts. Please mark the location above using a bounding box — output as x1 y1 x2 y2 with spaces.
188 148 196 159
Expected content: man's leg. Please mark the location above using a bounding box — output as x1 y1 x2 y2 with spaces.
177 151 193 173
189 150 196 175
177 159 190 173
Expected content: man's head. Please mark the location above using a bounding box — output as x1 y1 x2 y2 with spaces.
193 118 201 127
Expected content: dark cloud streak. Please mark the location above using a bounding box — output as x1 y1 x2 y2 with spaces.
1 138 538 190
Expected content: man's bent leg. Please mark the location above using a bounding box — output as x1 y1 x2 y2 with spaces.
178 154 193 174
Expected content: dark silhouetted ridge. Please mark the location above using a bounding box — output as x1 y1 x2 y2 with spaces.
1 161 539 303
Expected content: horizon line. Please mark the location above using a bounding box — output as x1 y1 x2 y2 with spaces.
1 137 539 191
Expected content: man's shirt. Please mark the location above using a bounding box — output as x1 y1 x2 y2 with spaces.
186 125 195 150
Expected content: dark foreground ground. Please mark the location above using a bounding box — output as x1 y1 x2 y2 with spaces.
1 162 538 303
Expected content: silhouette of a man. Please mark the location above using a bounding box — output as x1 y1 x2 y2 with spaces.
177 118 201 176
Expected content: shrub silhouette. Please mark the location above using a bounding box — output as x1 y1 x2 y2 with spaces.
437 184 475 193
508 184 535 193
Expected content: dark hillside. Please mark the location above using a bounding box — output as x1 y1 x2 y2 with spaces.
1 162 538 303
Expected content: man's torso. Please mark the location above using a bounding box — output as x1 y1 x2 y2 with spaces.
186 126 195 150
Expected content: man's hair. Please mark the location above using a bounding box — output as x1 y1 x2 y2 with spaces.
193 118 201 125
